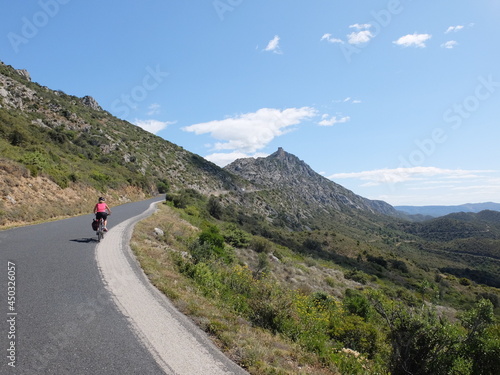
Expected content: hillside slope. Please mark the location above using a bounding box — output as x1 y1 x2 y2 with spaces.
1 61 400 231
224 147 398 231
0 61 244 226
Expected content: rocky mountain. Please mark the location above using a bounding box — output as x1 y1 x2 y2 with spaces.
1 60 401 230
0 61 243 225
2 62 499 375
224 147 398 230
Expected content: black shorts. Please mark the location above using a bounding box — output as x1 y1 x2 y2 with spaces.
96 212 108 221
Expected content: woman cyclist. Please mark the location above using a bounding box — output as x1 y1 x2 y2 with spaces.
93 197 112 231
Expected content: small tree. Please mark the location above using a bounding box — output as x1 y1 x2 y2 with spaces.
207 196 222 219
191 224 233 264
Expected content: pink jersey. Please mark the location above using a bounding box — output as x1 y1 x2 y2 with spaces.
95 203 107 212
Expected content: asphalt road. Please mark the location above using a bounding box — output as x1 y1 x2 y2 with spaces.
0 196 247 375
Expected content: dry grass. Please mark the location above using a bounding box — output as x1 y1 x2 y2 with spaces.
0 159 147 228
131 203 342 375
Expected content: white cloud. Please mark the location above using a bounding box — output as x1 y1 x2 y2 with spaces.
329 167 494 186
347 23 374 44
183 107 317 153
133 119 175 134
264 35 282 54
347 30 374 44
445 25 464 34
441 40 458 49
393 33 432 48
322 24 375 46
319 114 350 127
349 23 372 30
320 33 344 44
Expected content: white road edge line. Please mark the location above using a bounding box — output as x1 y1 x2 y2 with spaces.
95 201 246 375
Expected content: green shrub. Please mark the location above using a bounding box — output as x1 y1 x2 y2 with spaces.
20 151 50 175
344 289 372 319
157 179 170 194
345 270 370 285
460 277 471 286
390 259 409 273
331 314 380 359
368 293 499 375
9 130 29 146
207 196 222 219
191 225 233 264
250 236 272 253
90 171 110 183
223 225 251 248
185 205 200 217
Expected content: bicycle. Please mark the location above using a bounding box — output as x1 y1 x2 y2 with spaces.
96 218 105 242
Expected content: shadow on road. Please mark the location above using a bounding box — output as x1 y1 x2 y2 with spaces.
70 238 98 243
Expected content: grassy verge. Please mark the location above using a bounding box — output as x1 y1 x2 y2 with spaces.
131 202 351 374
131 202 500 375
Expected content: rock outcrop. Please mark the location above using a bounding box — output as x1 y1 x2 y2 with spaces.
16 69 31 81
80 95 102 111
225 147 398 220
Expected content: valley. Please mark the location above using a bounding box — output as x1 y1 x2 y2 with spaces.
1 61 499 375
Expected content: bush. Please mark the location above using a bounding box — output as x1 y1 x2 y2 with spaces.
368 293 499 375
185 205 200 217
344 289 371 319
207 196 222 219
166 193 187 209
459 277 472 286
250 236 272 253
390 259 409 273
345 270 370 285
303 238 323 253
20 151 50 175
191 225 233 264
9 130 29 146
367 255 388 268
223 225 251 248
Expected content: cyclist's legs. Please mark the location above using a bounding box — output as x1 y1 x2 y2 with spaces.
96 212 108 228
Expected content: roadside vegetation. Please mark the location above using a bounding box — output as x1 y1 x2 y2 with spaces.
2 61 499 373
131 191 500 375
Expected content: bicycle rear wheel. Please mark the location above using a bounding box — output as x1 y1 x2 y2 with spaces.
97 220 104 242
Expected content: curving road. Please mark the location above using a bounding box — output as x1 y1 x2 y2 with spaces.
1 196 248 374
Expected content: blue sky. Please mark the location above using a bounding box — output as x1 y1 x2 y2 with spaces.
1 0 499 206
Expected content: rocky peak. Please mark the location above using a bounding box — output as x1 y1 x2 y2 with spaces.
276 147 286 158
16 69 31 82
80 95 102 111
225 148 397 217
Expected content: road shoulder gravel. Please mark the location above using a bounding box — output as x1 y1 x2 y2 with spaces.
96 201 248 375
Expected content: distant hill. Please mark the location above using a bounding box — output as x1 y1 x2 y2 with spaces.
224 147 399 230
398 210 500 242
0 61 397 231
3 61 500 374
395 202 500 217
2 59 499 294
